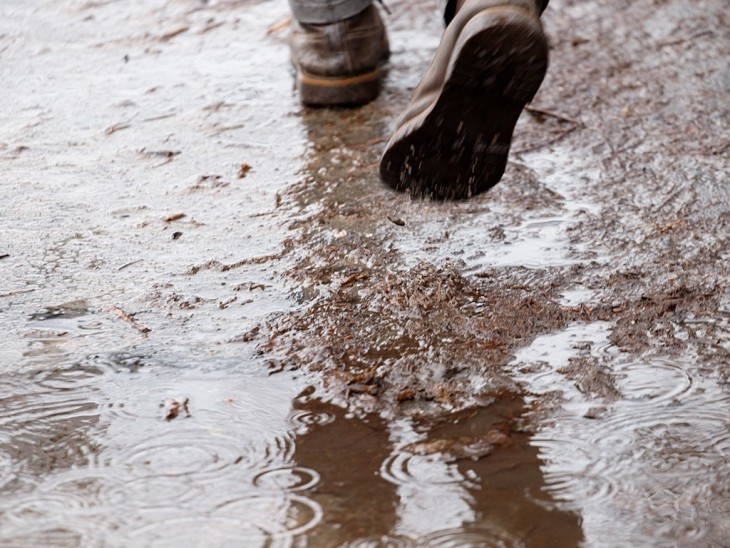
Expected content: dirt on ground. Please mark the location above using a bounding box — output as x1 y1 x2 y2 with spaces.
1 0 728 545
257 0 730 420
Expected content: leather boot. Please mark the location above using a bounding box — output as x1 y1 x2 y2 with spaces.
290 4 390 106
379 0 549 199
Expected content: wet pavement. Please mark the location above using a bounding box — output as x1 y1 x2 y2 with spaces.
1 0 729 546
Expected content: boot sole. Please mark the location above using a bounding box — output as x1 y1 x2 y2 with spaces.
380 7 548 200
298 68 381 107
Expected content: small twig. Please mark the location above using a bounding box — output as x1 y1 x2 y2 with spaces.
118 259 143 271
104 122 131 135
657 29 713 48
210 124 246 136
164 212 186 223
340 272 369 287
139 148 180 158
142 113 176 123
188 251 286 275
266 17 292 35
653 187 684 213
159 26 189 42
139 148 181 168
0 288 35 298
514 125 579 154
198 21 225 34
525 105 582 126
106 305 151 335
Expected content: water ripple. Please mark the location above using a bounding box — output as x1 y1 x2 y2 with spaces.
289 409 335 433
128 495 323 545
102 476 205 510
32 365 104 391
215 494 323 537
40 470 113 509
0 527 86 548
379 453 464 487
0 449 14 491
114 429 253 479
419 526 525 547
252 466 320 492
614 359 694 405
0 385 100 477
587 401 729 456
341 534 417 547
1 396 97 425
5 492 87 523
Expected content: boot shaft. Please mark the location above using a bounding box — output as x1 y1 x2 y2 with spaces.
290 4 389 78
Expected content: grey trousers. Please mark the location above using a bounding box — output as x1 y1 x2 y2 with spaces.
289 0 547 25
289 0 373 24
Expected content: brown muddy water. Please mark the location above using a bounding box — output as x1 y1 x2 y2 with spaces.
1 0 729 546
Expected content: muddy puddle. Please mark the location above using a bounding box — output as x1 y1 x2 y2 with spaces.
2 0 729 546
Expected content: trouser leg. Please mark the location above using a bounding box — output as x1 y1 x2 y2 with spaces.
443 0 549 24
289 0 373 24
288 0 388 105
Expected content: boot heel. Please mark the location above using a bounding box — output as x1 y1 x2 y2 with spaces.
503 43 548 103
298 69 381 106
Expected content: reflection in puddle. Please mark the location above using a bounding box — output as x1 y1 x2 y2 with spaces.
510 323 730 546
294 399 583 546
0 361 583 546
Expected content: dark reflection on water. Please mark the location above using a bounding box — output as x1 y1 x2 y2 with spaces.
0 354 583 546
293 396 583 546
292 399 398 543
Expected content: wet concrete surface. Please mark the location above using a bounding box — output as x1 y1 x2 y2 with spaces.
1 0 729 546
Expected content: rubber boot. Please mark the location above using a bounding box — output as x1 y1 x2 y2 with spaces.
290 4 390 106
380 0 550 199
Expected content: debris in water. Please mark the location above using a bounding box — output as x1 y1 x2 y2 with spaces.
238 162 252 179
164 212 186 223
139 148 180 158
387 215 406 226
198 21 225 34
218 296 237 309
583 406 608 419
159 26 189 42
266 17 292 35
404 430 509 462
348 383 378 396
104 122 130 135
106 305 151 335
162 397 190 421
525 105 581 126
117 259 143 271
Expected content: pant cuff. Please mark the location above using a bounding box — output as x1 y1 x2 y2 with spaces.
289 0 373 24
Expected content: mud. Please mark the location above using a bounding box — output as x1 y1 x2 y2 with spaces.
2 0 729 546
